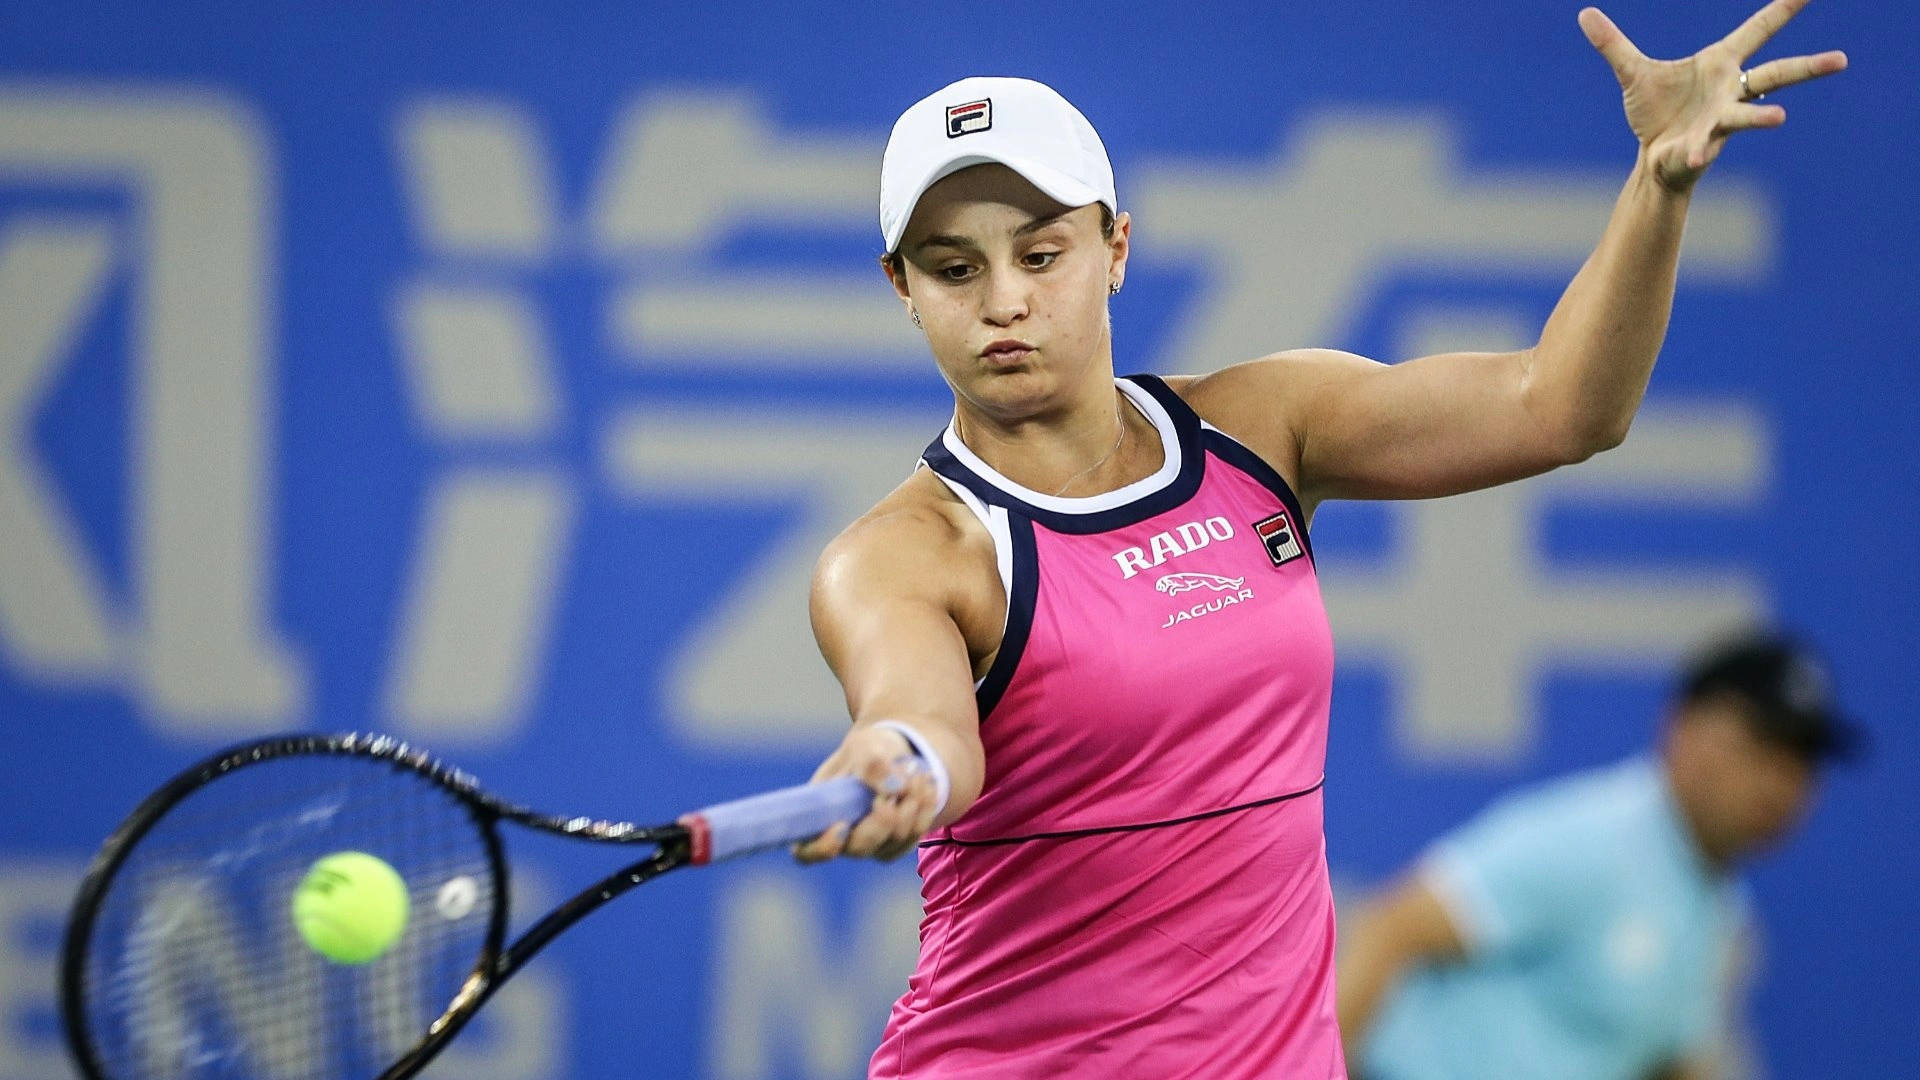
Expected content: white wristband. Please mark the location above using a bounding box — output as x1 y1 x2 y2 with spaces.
870 720 951 819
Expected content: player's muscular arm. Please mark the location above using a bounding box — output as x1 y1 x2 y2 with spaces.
1180 1 1843 513
794 498 990 863
1186 156 1692 511
1336 876 1467 1061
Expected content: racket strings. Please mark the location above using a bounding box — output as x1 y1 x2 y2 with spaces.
80 756 497 1080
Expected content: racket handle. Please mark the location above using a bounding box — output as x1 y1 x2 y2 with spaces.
679 776 874 865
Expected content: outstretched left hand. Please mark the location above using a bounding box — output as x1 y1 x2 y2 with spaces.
1579 0 1847 192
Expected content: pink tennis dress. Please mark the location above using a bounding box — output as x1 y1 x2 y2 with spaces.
871 375 1344 1079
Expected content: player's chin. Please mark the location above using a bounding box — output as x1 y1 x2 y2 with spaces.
956 362 1061 409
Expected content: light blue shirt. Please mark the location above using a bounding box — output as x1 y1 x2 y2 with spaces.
1363 757 1747 1080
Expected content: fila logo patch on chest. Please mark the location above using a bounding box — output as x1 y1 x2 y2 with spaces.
946 99 992 137
1254 510 1305 567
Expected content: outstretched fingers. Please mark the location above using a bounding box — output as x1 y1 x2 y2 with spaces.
1579 7 1646 83
1714 102 1789 137
1678 102 1788 171
1722 0 1813 61
1743 50 1849 97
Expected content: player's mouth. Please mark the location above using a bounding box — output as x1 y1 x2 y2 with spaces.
980 339 1035 365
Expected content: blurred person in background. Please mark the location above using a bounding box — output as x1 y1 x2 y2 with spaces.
1338 631 1860 1080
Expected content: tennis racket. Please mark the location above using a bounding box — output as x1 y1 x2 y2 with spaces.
60 731 884 1080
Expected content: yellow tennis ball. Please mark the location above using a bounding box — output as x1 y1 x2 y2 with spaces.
291 851 410 965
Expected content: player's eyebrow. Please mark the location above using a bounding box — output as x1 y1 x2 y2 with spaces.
913 209 1073 255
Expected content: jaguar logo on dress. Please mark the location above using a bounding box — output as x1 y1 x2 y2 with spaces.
1254 510 1305 567
1155 573 1246 595
1157 573 1255 629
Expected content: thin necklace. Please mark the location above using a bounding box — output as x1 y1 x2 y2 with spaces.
1051 405 1127 497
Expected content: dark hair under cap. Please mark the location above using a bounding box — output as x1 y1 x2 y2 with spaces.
1679 629 1864 763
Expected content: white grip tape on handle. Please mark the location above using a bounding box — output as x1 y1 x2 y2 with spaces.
680 774 888 865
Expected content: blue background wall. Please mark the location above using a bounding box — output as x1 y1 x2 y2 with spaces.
2 1 1913 1076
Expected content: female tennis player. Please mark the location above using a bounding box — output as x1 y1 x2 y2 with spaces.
795 4 1844 1077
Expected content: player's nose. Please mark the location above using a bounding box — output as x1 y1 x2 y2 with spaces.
979 267 1031 325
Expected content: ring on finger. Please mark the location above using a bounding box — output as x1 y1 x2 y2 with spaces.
1739 69 1765 102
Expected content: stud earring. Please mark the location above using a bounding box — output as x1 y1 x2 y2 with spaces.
910 308 923 328
1109 281 1122 295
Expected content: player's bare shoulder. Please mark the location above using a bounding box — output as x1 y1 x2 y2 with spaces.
1164 351 1373 503
1175 348 1375 426
811 468 1005 663
817 467 987 583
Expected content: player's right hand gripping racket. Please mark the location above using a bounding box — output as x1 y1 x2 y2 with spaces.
60 732 883 1080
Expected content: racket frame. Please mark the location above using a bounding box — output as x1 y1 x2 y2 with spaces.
60 732 692 1080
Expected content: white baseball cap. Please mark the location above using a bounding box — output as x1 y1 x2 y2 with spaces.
879 76 1117 254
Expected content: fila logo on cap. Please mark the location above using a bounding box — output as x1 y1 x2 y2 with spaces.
1254 511 1305 567
946 99 992 138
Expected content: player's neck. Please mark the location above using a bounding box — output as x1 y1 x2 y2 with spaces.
952 379 1162 498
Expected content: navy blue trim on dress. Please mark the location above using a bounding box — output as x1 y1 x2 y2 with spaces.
1201 428 1316 567
918 779 1326 848
919 374 1206 535
974 511 1037 721
919 434 998 502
